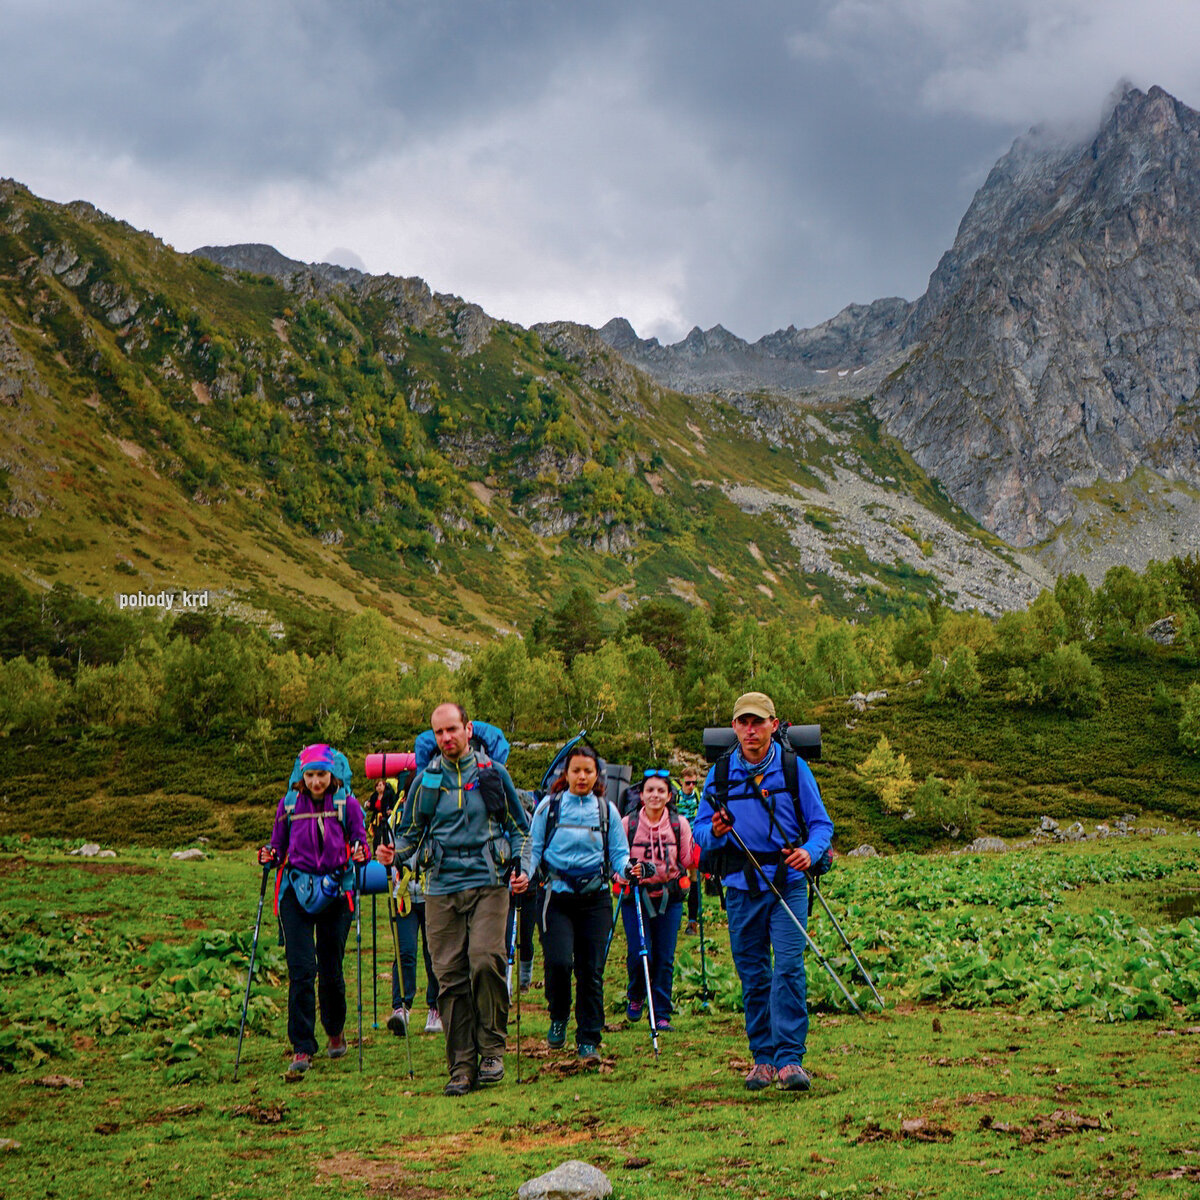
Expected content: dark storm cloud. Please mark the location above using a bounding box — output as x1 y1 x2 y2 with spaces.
2 1 1198 341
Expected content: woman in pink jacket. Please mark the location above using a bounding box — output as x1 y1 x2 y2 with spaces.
620 770 695 1032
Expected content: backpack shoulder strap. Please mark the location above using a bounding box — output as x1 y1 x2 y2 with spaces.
543 793 563 852
598 794 610 877
780 747 808 845
668 808 683 853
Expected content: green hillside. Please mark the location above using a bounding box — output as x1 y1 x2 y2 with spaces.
0 178 1024 652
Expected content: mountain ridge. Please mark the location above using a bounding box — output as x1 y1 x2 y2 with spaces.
595 83 1200 577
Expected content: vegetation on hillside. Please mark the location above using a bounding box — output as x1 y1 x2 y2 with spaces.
2 557 1199 851
1 179 1017 646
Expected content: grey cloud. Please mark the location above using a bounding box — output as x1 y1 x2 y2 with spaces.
2 0 1197 342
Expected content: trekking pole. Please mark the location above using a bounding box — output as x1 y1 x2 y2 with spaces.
515 892 522 1084
696 874 711 1010
807 873 885 1010
600 885 623 971
384 854 415 1080
371 893 378 1028
751 791 883 1013
506 900 518 998
353 865 364 1072
233 864 271 1082
629 866 660 1059
715 807 863 1017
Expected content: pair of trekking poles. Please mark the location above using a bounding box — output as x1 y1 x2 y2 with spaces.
233 822 416 1082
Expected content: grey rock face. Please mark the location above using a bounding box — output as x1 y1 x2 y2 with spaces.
597 298 913 400
875 85 1200 547
1145 616 1178 645
846 844 879 858
517 1161 613 1200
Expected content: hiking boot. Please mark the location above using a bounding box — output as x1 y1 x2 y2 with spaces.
327 1036 348 1059
547 1019 567 1048
625 998 644 1022
478 1056 505 1083
443 1074 473 1097
775 1064 812 1092
686 920 699 935
744 1063 776 1090
655 1018 675 1033
577 1043 601 1064
288 1051 313 1074
387 1006 410 1036
519 960 533 991
424 1008 443 1033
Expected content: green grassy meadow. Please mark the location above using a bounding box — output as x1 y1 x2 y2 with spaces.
1 837 1198 1199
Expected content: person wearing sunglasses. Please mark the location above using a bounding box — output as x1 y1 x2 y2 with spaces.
620 768 694 1032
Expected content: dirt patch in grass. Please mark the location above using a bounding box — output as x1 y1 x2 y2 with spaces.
978 1108 1108 1143
317 1150 453 1197
854 1116 957 1143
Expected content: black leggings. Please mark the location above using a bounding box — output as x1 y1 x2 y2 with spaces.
278 887 353 1054
539 889 612 1045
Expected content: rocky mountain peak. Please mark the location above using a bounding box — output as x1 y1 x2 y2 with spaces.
875 83 1200 552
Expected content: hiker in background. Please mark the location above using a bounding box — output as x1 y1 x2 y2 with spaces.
507 787 539 993
378 703 530 1095
621 770 694 1032
678 769 702 934
515 744 631 1063
257 743 370 1075
386 786 441 1036
366 778 397 848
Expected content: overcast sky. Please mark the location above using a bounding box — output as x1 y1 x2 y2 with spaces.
3 1 1199 343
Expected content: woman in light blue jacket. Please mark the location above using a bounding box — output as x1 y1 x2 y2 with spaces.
514 745 631 1063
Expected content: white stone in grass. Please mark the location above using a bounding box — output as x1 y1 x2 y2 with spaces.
95 850 117 858
71 843 102 857
847 845 879 857
171 848 206 861
965 836 1008 853
518 1161 613 1200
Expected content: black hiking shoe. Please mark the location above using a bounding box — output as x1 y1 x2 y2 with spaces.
443 1075 474 1097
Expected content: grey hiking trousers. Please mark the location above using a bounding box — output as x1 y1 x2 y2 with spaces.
425 884 510 1080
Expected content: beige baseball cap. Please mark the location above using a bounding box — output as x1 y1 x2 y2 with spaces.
732 691 776 720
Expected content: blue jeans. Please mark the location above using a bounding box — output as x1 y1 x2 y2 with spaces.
726 875 809 1067
391 901 438 1010
622 894 682 1019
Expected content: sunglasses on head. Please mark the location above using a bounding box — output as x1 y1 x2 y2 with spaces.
642 768 670 779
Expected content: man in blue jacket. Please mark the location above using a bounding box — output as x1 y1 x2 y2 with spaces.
693 692 833 1093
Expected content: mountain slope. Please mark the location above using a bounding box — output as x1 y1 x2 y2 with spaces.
0 179 1045 642
875 85 1200 550
595 84 1200 581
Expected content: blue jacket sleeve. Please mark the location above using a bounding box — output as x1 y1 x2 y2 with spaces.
795 765 834 863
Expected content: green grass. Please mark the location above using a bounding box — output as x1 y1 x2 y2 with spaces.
1 838 1197 1198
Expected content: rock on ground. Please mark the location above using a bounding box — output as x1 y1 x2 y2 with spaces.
517 1161 613 1200
965 836 1008 853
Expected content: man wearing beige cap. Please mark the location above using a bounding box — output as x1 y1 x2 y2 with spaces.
693 691 833 1093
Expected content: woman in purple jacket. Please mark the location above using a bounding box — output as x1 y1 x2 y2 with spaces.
257 743 370 1074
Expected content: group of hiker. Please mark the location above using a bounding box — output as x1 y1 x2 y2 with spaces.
252 690 835 1096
